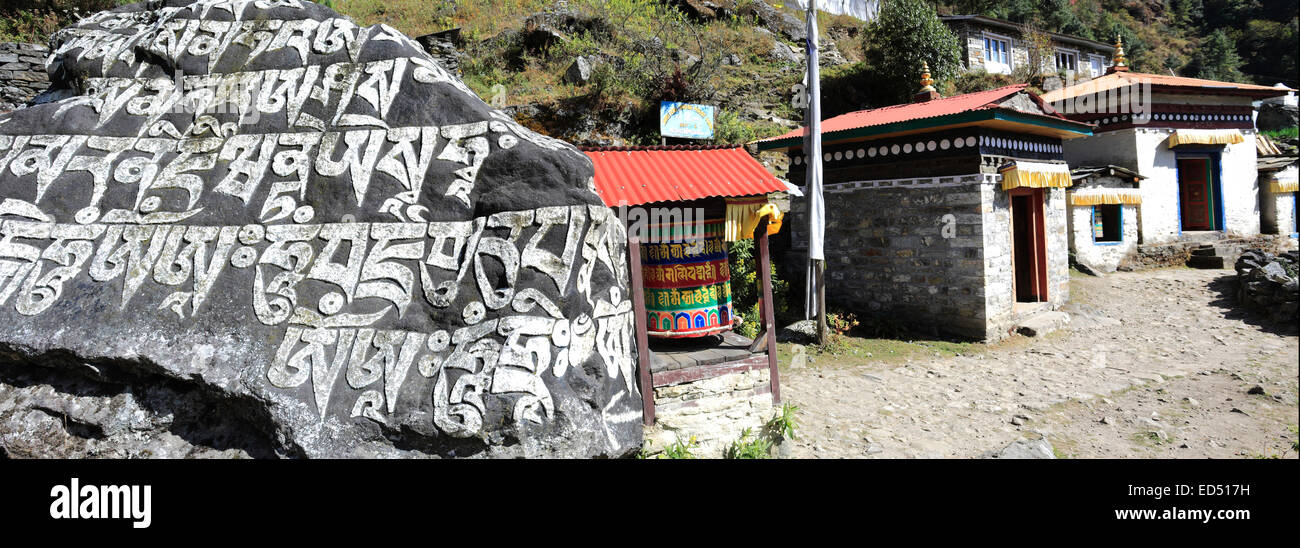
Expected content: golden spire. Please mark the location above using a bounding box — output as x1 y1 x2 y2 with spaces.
1110 35 1129 73
920 61 936 93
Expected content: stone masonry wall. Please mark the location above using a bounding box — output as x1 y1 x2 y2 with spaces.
0 43 50 112
980 183 1071 338
644 362 774 458
810 174 995 340
947 20 1109 79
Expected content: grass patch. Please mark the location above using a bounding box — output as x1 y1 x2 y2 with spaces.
777 336 981 372
1263 127 1299 141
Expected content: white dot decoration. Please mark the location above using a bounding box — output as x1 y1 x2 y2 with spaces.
793 155 802 165
940 139 950 150
903 143 913 153
926 140 936 151
954 138 964 149
834 151 843 161
856 148 866 158
868 147 877 157
891 144 901 154
824 153 832 162
965 136 976 147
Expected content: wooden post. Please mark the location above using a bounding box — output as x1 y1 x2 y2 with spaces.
756 219 781 404
816 259 827 345
627 236 655 426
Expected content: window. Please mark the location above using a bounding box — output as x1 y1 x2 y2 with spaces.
983 34 1011 74
1055 50 1077 73
1089 55 1106 76
1092 205 1122 243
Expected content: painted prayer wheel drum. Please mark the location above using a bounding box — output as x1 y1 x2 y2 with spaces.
640 219 733 338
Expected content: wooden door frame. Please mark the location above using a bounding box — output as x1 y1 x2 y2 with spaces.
1008 187 1049 303
1174 151 1224 234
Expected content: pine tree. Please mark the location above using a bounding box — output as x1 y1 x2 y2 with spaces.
1188 29 1247 82
862 0 963 105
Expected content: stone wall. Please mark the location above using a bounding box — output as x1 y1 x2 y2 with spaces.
643 358 774 458
981 184 1071 337
0 43 50 112
786 171 1070 341
790 174 999 340
1235 250 1299 325
945 19 1109 79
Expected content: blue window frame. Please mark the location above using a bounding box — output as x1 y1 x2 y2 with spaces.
1091 204 1123 244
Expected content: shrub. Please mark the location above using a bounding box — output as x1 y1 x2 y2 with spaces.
724 428 772 459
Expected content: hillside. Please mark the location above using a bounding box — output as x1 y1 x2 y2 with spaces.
2 0 1297 148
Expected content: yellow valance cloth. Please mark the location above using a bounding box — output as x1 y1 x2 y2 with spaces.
1168 129 1245 148
1000 161 1072 191
1069 189 1143 206
1268 180 1298 193
725 197 782 241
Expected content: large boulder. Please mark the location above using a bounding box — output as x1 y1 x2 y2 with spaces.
0 0 643 458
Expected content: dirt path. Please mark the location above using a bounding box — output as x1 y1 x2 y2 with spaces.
779 268 1299 459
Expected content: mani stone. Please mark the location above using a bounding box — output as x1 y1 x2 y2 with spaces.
0 0 643 458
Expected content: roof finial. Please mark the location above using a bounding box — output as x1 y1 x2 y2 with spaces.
920 61 936 93
1108 34 1129 73
913 61 941 102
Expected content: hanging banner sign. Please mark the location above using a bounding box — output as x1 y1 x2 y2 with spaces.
660 101 716 140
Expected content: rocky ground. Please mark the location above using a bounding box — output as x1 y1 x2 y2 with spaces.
779 267 1300 459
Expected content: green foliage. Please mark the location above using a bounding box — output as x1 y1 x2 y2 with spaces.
1264 127 1299 141
1186 29 1247 83
726 238 792 332
943 69 1019 96
659 435 698 459
861 0 962 105
0 0 128 42
736 303 761 339
724 428 772 459
713 109 780 145
933 0 1298 87
765 403 799 441
826 310 859 336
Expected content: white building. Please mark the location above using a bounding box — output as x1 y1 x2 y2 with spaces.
1041 39 1294 254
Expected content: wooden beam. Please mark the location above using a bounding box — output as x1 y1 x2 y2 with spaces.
756 219 781 404
627 235 655 426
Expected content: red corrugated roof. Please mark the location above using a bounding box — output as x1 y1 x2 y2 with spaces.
582 145 786 207
762 84 1035 143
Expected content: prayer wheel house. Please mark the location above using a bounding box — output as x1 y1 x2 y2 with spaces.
582 145 788 457
1041 38 1296 263
758 69 1092 341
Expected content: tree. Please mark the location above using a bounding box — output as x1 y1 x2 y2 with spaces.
861 0 962 105
1186 29 1247 82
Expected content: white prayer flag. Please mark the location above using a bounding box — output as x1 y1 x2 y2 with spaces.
792 0 881 21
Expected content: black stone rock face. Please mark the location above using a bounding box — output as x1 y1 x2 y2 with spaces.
0 0 642 458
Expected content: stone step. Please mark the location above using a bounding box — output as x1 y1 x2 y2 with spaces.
1187 255 1226 269
1015 311 1071 337
1191 246 1219 257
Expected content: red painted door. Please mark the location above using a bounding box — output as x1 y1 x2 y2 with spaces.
1011 189 1049 303
1178 157 1212 231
